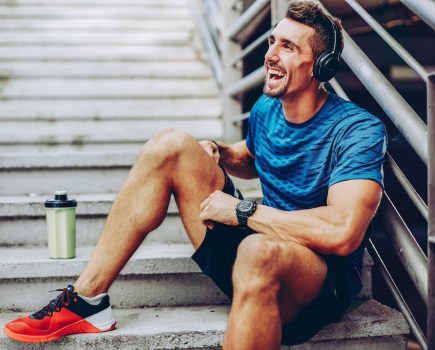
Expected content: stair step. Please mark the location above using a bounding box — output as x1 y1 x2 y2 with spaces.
0 31 192 46
0 300 409 349
0 98 220 120
0 18 194 31
0 121 222 149
0 182 264 246
0 0 189 5
0 153 262 195
0 244 230 311
0 62 212 79
0 242 373 312
0 78 218 99
0 6 191 19
0 46 198 61
0 194 189 246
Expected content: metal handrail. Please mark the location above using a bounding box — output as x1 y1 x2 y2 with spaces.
379 194 428 305
345 0 429 82
227 0 270 41
341 31 428 165
227 67 264 97
369 239 427 350
230 29 272 67
400 0 435 30
385 154 429 221
193 0 223 86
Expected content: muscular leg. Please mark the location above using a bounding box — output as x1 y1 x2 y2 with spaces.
223 234 328 350
74 128 225 297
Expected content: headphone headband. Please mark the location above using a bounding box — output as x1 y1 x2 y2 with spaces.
328 16 340 58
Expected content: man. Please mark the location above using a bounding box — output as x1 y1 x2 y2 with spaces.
4 0 386 348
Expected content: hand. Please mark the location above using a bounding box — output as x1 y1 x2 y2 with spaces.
198 140 220 165
199 190 240 229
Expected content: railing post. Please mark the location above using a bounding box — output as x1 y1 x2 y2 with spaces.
271 0 287 26
222 0 243 143
427 72 435 349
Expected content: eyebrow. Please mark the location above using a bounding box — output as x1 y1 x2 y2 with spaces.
268 34 302 53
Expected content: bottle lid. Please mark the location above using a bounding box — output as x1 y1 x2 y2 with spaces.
45 191 77 208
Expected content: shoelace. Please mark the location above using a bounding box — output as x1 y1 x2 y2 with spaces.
30 285 78 319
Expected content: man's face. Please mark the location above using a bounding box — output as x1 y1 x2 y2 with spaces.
263 19 316 99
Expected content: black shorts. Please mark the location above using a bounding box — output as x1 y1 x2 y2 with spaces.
191 170 361 345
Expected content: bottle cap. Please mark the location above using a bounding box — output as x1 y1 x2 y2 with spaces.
45 191 77 208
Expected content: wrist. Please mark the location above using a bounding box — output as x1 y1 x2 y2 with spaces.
236 200 257 231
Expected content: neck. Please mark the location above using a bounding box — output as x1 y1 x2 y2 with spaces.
281 88 329 124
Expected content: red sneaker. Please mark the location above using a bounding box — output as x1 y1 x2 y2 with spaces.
3 285 116 343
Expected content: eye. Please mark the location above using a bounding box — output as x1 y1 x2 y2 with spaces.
268 37 275 46
283 43 293 51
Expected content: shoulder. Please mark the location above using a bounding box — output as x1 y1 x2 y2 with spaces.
327 94 386 135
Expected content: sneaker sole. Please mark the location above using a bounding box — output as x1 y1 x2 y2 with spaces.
4 319 116 343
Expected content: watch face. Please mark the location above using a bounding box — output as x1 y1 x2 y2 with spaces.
238 201 253 212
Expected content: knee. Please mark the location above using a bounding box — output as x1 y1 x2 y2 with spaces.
138 128 194 164
232 235 283 297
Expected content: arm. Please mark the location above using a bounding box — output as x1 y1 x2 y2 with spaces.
247 179 382 256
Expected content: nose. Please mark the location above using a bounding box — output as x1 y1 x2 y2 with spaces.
265 43 278 64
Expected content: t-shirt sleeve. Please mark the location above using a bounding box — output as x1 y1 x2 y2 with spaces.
329 118 387 188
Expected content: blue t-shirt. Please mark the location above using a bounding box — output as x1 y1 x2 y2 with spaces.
245 93 386 274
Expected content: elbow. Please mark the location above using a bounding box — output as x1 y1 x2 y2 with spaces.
332 242 354 257
330 228 362 257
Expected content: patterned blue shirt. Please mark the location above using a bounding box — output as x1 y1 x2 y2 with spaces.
245 93 386 271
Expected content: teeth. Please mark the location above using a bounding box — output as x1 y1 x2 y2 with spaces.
269 69 285 77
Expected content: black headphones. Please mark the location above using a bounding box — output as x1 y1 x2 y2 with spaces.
313 17 341 82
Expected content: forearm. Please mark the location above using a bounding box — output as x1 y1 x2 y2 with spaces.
248 204 370 257
215 140 258 179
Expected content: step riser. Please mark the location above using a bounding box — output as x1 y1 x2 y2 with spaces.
0 300 408 350
0 32 192 46
1 275 229 313
0 215 189 247
1 168 130 195
0 170 260 196
0 98 221 120
0 335 408 350
0 7 191 19
0 261 372 312
0 62 212 79
0 120 222 147
0 19 194 31
0 79 218 99
0 46 198 61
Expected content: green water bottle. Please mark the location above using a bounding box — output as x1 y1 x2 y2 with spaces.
45 191 77 259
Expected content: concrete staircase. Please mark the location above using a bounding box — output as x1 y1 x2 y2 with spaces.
0 0 409 348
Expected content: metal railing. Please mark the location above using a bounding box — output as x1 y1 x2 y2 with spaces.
195 0 435 348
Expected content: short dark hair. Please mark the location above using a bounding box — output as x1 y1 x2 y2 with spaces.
286 0 344 60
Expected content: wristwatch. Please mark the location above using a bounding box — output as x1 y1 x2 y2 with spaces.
236 200 257 230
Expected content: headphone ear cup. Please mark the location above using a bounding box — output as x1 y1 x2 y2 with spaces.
313 52 340 82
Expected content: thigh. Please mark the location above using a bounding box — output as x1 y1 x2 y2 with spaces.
155 130 226 249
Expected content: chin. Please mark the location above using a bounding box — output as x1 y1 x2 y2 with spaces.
263 85 286 98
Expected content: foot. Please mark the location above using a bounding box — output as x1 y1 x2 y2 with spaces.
3 285 116 343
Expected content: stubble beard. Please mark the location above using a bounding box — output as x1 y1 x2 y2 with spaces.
263 77 287 98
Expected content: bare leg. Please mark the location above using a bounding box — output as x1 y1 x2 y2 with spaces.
74 128 225 296
223 234 328 350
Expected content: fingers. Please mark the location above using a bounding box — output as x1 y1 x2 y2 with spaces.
199 191 240 227
198 140 220 164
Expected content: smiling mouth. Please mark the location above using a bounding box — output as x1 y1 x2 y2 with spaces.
268 68 285 81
